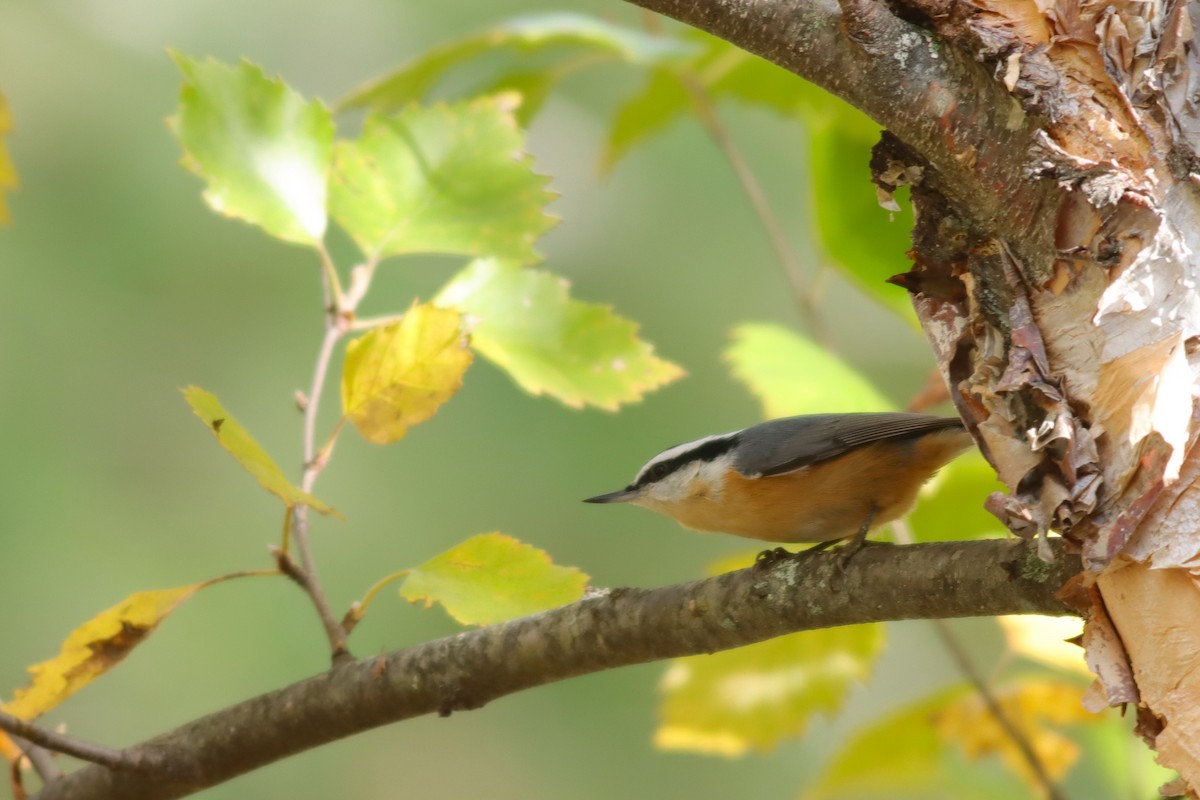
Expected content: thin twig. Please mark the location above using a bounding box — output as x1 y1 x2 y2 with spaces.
892 521 1066 800
9 735 61 783
289 320 350 661
0 713 130 773
930 619 1068 800
287 249 382 662
677 73 829 340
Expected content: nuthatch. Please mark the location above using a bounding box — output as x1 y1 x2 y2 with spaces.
585 412 973 560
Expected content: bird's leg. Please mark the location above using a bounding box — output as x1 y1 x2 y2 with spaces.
836 505 878 572
754 546 792 570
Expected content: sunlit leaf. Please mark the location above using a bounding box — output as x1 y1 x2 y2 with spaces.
998 615 1089 676
724 323 892 417
183 386 338 516
1 575 254 720
169 54 333 245
656 551 884 755
337 12 691 114
936 679 1095 793
330 95 555 262
907 452 1006 542
341 302 472 444
803 685 1025 800
400 533 588 626
0 92 18 225
437 258 684 410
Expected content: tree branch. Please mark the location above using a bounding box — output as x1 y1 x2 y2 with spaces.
621 0 1059 267
34 539 1078 800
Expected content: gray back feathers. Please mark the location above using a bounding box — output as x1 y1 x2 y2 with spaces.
733 413 965 477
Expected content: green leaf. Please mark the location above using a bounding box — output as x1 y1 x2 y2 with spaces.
656 551 884 756
400 533 588 626
808 111 917 321
436 258 685 410
337 12 692 113
602 31 819 172
907 452 1006 542
341 302 473 445
724 323 892 417
601 67 692 173
169 54 333 245
600 32 917 321
183 386 338 516
330 95 556 262
479 71 557 128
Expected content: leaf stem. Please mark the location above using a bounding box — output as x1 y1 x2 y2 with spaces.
349 312 406 332
316 243 345 313
342 570 411 635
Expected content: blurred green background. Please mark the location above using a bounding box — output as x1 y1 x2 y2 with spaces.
0 2 1127 799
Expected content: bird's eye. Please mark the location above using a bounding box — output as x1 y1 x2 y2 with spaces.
648 463 671 481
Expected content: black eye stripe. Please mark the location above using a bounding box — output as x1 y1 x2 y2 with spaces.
633 435 739 489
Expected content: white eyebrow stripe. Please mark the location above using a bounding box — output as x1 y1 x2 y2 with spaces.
633 431 740 483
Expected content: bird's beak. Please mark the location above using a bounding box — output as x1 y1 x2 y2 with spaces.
583 487 638 504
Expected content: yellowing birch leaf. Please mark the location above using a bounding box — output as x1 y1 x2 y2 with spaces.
341 303 472 444
3 583 210 720
436 259 684 410
935 679 1095 791
183 386 337 516
400 533 588 626
656 551 885 755
804 686 1016 800
0 92 17 225
656 626 885 756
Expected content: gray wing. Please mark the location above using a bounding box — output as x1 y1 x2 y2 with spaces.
733 413 965 477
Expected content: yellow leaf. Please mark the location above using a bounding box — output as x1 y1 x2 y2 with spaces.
0 732 19 763
183 386 338 516
0 92 18 225
342 302 473 444
998 615 1089 676
655 550 884 755
4 585 204 720
934 679 1096 792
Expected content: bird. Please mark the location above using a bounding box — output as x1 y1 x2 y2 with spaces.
585 412 973 563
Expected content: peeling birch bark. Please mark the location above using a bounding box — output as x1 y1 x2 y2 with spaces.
623 0 1200 791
